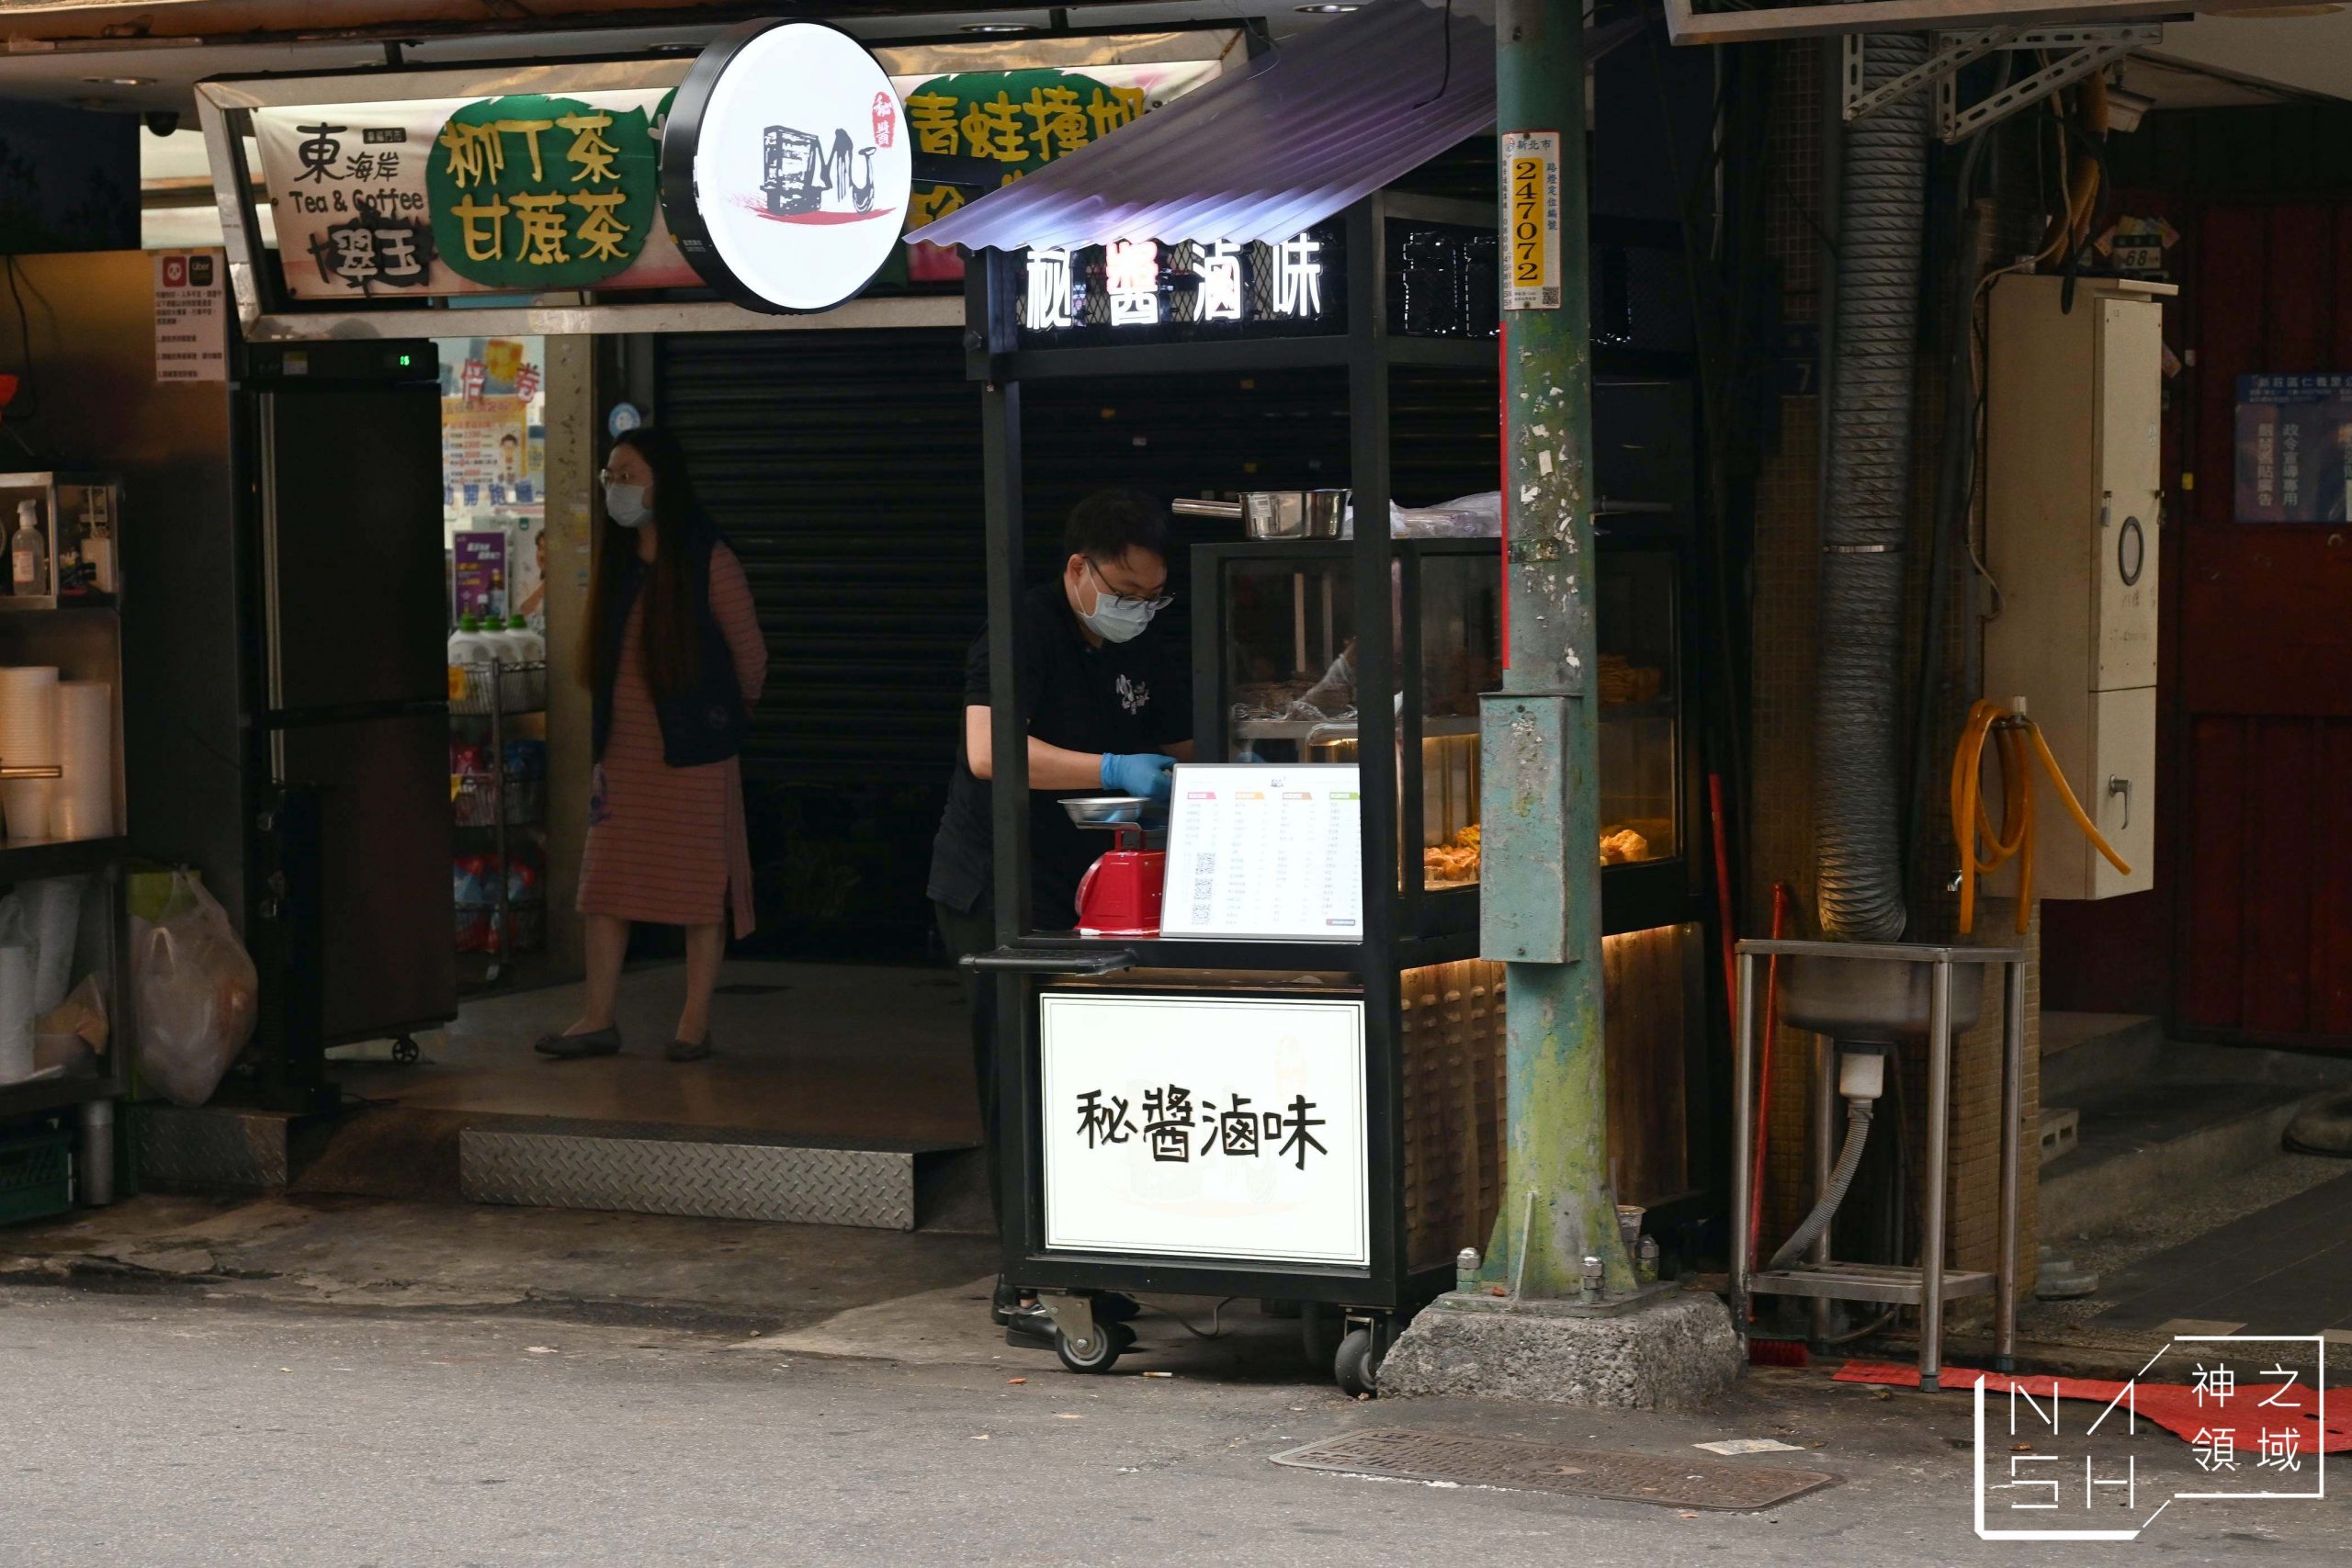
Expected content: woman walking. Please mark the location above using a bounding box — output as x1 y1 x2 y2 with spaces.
537 427 768 1063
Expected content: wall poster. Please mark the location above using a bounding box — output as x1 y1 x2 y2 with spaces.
2235 374 2352 523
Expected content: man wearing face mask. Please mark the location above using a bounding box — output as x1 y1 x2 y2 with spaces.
927 488 1191 1343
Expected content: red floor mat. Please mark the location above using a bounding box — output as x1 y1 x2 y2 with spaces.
1835 1360 2350 1453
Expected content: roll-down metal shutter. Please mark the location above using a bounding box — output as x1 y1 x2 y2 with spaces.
657 330 1499 957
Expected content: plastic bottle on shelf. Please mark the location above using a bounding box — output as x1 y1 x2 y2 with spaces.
11 499 46 597
505 614 546 708
81 491 114 594
447 614 493 666
447 615 494 708
474 615 520 710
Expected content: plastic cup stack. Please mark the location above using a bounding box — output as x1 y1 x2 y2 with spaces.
0 665 60 843
51 680 113 840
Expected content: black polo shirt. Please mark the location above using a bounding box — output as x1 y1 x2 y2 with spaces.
928 580 1189 931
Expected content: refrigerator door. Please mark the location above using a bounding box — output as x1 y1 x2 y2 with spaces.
277 709 456 1043
260 385 449 711
253 366 456 1043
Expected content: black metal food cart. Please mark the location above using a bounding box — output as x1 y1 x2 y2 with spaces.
952 182 1715 1391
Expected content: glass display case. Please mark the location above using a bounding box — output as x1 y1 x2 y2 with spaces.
1194 537 1683 936
1596 546 1679 867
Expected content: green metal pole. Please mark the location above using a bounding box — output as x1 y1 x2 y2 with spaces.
1483 0 1632 1298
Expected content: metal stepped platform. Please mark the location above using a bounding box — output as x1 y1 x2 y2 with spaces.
129 1100 988 1233
458 1119 980 1232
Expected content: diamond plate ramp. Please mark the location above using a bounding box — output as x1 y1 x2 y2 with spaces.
133 1104 308 1191
1270 1428 1835 1511
460 1120 973 1230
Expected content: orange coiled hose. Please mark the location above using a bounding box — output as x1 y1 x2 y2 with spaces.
1951 698 2132 934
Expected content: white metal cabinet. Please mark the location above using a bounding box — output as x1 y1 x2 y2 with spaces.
1984 275 2173 900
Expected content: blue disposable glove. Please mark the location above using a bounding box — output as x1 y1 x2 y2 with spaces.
1100 751 1176 802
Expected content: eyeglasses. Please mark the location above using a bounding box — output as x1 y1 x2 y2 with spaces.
1089 559 1173 614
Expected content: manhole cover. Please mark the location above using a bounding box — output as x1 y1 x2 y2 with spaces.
1270 1428 1835 1511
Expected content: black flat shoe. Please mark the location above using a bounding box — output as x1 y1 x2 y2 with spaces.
536 1027 621 1060
1003 1302 1057 1350
665 1032 712 1063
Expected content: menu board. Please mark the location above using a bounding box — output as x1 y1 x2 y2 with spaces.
1161 763 1363 942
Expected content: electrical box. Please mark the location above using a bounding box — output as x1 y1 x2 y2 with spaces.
1984 275 2173 900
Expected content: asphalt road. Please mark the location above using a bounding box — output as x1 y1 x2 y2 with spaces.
3 1282 2345 1566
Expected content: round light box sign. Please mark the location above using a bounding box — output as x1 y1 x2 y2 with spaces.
661 20 913 314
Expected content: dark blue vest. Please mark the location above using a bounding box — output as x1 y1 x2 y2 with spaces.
591 516 748 767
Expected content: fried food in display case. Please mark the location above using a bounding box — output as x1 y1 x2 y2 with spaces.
1424 823 1480 886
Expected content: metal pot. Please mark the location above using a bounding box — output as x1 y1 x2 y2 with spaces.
1244 491 1308 538
1305 488 1350 538
1172 491 1347 540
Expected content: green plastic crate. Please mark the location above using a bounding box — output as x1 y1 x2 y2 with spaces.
0 1127 74 1225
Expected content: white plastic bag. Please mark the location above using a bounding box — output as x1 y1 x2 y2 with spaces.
0 893 33 1084
131 870 258 1108
1341 490 1505 539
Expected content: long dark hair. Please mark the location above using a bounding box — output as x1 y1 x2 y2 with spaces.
586 426 703 701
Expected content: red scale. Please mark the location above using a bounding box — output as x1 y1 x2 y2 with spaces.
1069 804 1167 938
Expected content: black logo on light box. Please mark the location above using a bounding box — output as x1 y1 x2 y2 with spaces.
761 125 876 219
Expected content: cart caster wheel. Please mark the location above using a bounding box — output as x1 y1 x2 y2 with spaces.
391 1035 421 1065
1056 1321 1134 1374
1301 1302 1341 1371
1334 1326 1383 1399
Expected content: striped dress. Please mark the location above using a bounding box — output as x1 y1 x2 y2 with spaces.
577 544 769 937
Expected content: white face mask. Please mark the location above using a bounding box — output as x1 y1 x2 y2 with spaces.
1076 559 1166 644
603 481 651 528
1080 595 1156 644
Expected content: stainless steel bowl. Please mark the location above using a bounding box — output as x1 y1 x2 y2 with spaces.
1062 795 1150 825
1244 491 1309 539
1304 488 1350 537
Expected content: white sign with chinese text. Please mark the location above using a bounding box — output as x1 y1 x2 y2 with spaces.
1040 992 1368 1266
254 96 699 300
1160 763 1362 942
153 250 228 383
1019 234 1326 336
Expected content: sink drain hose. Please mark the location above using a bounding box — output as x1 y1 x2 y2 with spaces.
1768 1097 1875 1273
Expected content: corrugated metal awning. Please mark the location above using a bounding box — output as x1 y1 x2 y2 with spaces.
912 0 1496 254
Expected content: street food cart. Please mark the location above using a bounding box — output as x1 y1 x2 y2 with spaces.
955 197 1709 1392
932 2 1709 1390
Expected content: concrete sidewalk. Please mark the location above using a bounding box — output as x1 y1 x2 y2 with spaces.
5 1270 2345 1565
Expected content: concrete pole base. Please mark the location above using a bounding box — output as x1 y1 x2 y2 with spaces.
1381 1289 1745 1409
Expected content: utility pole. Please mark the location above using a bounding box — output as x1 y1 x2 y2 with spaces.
1381 0 1743 1405
1479 0 1627 1301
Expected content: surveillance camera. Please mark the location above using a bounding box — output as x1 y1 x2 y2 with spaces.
144 110 180 138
